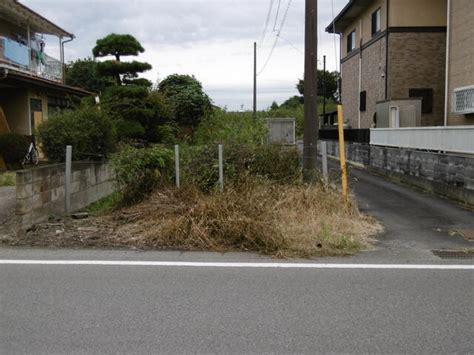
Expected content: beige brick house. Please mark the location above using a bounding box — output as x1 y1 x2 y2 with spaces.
446 0 474 126
326 0 474 128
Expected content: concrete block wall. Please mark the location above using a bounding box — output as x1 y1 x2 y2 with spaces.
322 140 474 206
15 161 115 229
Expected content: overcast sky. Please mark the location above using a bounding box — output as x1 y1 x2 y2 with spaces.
23 0 347 110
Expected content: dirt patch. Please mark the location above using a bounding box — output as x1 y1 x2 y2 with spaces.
3 182 382 258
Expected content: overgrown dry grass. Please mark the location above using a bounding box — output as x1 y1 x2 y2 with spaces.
7 179 382 258
99 180 380 257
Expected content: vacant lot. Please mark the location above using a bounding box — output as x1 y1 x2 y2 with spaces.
4 180 381 258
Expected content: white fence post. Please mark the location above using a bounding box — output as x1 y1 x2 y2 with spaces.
65 145 72 214
218 144 224 191
321 141 328 186
174 144 180 188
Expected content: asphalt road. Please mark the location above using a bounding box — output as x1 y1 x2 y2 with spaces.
348 166 474 261
0 256 473 354
1 168 473 354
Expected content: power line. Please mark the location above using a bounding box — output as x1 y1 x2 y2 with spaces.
259 0 275 46
272 0 282 32
257 0 293 76
257 36 279 76
277 33 303 54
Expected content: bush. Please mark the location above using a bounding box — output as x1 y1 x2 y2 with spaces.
38 106 116 162
111 145 173 202
159 74 212 128
193 109 267 145
114 119 146 141
0 133 29 167
181 144 301 191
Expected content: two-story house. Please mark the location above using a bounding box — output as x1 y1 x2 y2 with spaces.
0 0 91 137
445 0 474 126
326 0 473 129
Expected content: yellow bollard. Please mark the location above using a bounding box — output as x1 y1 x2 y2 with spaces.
337 105 349 203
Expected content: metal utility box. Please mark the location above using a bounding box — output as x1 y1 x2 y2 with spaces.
265 118 296 145
376 99 422 128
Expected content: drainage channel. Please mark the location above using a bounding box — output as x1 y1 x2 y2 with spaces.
432 250 474 260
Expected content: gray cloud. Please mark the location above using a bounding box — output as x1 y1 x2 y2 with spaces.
22 0 348 109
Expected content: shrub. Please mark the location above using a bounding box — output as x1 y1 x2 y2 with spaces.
37 106 116 162
0 133 29 167
248 144 301 182
111 145 173 202
180 143 301 191
193 109 267 145
159 74 212 128
114 119 146 141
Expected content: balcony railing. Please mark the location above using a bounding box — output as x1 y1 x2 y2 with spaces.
0 36 63 83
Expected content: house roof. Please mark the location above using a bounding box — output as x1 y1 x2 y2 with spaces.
326 0 374 34
0 0 73 38
0 67 94 97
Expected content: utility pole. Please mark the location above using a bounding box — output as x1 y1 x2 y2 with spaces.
303 0 318 183
323 55 326 125
253 41 257 118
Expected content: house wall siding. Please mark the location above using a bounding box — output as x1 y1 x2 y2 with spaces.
388 32 446 126
341 0 387 58
0 88 29 134
361 36 386 128
447 0 474 125
341 36 386 129
389 0 447 27
341 54 360 128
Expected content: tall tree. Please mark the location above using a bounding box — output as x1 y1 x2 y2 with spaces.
297 70 340 101
93 34 173 142
65 57 114 93
93 33 152 86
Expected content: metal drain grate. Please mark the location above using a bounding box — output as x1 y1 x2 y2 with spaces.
432 250 474 260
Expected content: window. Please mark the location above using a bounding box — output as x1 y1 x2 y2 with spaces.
409 88 433 114
347 30 356 53
371 8 381 36
360 91 367 111
47 96 70 116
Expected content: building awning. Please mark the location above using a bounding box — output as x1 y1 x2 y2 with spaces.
0 0 73 38
0 68 94 97
326 0 374 34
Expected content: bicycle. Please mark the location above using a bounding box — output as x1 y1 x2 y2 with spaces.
22 135 39 166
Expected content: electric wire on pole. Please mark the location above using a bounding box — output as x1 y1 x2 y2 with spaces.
272 0 282 32
257 0 293 76
260 0 275 46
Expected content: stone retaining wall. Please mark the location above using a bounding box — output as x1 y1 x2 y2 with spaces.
322 140 474 206
15 161 115 229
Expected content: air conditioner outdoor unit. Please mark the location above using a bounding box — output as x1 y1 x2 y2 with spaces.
452 85 474 114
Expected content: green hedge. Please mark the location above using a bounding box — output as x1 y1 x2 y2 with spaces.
38 106 116 162
111 144 173 202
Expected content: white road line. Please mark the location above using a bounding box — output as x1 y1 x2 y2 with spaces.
0 260 473 270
